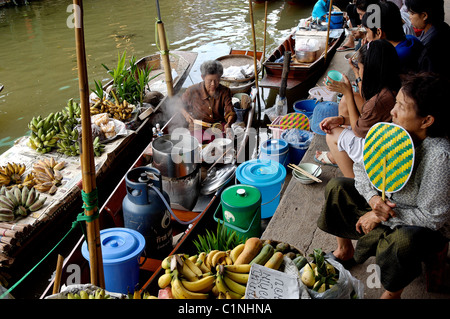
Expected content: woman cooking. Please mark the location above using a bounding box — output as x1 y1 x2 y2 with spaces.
181 60 236 144
317 72 450 299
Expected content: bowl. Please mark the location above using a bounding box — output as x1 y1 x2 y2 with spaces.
295 49 318 63
292 163 322 184
344 52 359 68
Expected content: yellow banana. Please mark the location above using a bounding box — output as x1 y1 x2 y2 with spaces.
225 255 233 265
211 251 227 267
180 262 199 282
180 274 215 293
230 243 245 263
195 252 210 273
223 275 247 295
184 256 203 277
218 292 226 299
224 270 249 285
224 264 251 273
206 250 219 269
161 255 172 269
188 254 198 263
158 273 172 289
171 271 208 299
215 274 243 299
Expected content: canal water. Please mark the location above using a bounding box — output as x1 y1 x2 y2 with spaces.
0 0 314 155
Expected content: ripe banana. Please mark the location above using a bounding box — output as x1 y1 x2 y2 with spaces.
206 250 219 269
183 256 203 277
224 264 251 273
195 252 210 273
180 274 215 293
223 275 246 296
171 270 209 299
211 251 227 267
158 273 172 289
180 261 199 282
215 274 243 299
230 243 245 263
224 270 249 285
161 255 172 269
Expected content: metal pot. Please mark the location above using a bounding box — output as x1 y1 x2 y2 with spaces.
295 49 318 63
152 134 200 178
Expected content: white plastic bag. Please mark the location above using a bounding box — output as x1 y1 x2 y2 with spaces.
299 258 364 299
264 96 287 122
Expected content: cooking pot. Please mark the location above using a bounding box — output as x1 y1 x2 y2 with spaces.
295 49 318 63
152 134 200 178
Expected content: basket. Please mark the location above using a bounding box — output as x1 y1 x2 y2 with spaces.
216 54 261 83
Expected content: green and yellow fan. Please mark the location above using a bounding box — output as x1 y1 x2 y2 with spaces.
363 122 414 200
278 112 310 130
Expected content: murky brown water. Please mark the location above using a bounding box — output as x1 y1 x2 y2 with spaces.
0 0 313 154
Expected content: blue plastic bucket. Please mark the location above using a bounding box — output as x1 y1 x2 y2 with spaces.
82 227 146 294
281 129 314 165
327 12 344 29
293 99 317 119
259 139 289 168
236 159 286 219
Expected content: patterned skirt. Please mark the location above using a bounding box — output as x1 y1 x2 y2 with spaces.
317 177 448 292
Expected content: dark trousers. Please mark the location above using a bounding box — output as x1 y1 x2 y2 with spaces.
317 177 448 292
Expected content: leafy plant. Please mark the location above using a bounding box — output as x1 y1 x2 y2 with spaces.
193 222 244 254
99 51 162 105
92 79 104 100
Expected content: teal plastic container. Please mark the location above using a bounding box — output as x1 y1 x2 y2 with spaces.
236 159 286 219
259 139 289 168
81 228 146 294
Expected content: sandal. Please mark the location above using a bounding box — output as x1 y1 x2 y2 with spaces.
337 45 355 52
314 151 338 167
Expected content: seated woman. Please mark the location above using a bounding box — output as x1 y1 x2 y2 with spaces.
181 60 236 144
315 39 400 178
317 72 450 299
312 0 331 21
405 0 450 77
361 1 424 74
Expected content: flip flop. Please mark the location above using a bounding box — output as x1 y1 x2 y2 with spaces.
314 151 338 167
325 251 356 270
337 45 355 52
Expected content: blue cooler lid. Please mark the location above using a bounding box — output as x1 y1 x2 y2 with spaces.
82 228 146 264
260 139 289 155
236 159 286 187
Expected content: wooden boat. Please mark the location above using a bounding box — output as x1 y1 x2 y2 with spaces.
40 68 257 299
0 51 197 280
259 28 344 90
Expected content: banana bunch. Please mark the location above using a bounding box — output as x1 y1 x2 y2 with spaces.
90 95 135 121
66 288 111 299
301 248 338 293
0 185 46 221
216 264 250 299
56 99 83 157
126 288 158 299
28 113 60 154
32 158 66 195
0 162 35 189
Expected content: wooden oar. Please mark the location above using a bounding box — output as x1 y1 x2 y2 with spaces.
288 163 322 183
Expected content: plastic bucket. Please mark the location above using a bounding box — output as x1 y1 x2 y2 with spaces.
293 99 317 119
214 204 261 240
236 159 286 219
81 228 146 294
281 129 314 165
259 139 289 168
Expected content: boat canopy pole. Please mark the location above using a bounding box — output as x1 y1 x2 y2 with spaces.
324 0 334 63
248 0 262 124
73 0 105 288
155 0 174 97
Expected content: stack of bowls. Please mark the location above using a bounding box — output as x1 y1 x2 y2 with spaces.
292 163 322 185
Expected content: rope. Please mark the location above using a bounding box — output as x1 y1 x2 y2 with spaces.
0 189 99 299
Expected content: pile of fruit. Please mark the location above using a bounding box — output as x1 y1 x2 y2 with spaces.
0 162 35 189
300 248 339 293
90 93 135 121
0 185 46 221
154 237 305 299
32 158 66 195
27 99 106 157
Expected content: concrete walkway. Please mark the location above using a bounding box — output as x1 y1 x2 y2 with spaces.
261 44 450 299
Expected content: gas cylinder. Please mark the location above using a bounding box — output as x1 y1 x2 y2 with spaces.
122 166 172 259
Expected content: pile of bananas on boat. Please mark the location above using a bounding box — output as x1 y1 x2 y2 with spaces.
154 237 306 299
0 185 46 221
27 98 105 157
89 91 135 121
0 162 34 189
32 158 66 195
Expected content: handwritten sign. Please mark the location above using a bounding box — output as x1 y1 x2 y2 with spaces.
244 264 300 299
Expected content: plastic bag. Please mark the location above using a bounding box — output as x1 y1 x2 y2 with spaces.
299 258 364 299
265 96 287 122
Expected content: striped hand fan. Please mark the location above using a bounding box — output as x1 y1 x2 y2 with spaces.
278 113 310 130
363 122 414 199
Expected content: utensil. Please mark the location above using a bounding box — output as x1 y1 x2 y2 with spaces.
288 163 322 183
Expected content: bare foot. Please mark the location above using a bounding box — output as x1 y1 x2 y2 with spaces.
380 289 403 299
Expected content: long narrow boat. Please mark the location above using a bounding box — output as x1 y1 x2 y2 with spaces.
260 28 344 90
40 72 257 299
0 51 197 276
